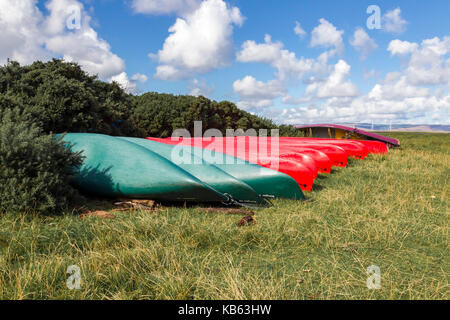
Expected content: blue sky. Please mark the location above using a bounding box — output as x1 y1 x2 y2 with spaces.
1 0 449 124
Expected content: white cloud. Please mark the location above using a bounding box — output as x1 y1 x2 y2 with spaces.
368 74 429 101
405 37 450 85
188 78 214 97
294 21 306 39
237 34 332 81
154 64 185 80
383 7 407 34
275 88 450 124
234 25 356 111
310 18 344 54
44 0 126 79
0 0 136 89
388 39 418 56
350 28 377 59
272 36 450 124
396 36 450 86
305 60 359 98
151 0 244 80
131 0 201 15
236 34 284 64
111 72 150 94
131 73 148 83
233 75 285 109
110 72 138 93
234 33 341 110
0 0 48 65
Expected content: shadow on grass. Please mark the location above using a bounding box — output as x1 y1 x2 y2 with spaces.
311 182 325 191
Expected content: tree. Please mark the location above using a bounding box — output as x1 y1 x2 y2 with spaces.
131 93 300 137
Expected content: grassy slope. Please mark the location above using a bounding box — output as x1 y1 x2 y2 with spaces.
0 132 448 299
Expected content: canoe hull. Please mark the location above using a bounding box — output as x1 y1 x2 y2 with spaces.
147 138 305 200
60 133 228 203
118 137 267 206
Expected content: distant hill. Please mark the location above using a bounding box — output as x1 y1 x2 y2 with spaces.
390 125 450 133
335 123 450 133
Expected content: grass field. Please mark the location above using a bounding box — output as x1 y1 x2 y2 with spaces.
0 132 448 299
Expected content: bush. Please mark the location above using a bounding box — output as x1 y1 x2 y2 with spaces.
0 59 137 136
0 108 83 214
0 60 300 139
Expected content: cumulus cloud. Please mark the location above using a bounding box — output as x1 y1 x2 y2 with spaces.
131 0 201 15
237 34 331 81
131 73 149 83
234 32 343 110
110 72 138 93
0 0 48 65
305 60 359 98
405 37 450 86
234 15 448 124
110 72 148 94
387 36 450 86
275 87 450 124
272 36 450 124
44 0 125 79
368 74 429 101
188 78 214 97
294 21 306 39
310 18 344 54
233 76 285 109
388 39 418 56
350 28 377 59
383 7 408 34
151 0 244 80
236 34 284 64
0 0 136 88
234 25 353 111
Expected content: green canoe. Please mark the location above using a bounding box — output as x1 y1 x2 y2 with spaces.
59 133 228 202
146 141 304 200
119 137 267 206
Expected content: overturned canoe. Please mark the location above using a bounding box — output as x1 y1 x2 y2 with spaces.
148 138 305 200
294 138 388 154
150 137 316 191
118 137 267 206
59 133 228 203
279 137 368 159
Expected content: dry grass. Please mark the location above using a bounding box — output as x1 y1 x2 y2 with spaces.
0 132 448 299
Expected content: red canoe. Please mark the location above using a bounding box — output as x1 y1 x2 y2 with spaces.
287 137 387 155
148 137 319 191
210 137 339 172
279 137 369 159
204 137 344 169
278 142 347 167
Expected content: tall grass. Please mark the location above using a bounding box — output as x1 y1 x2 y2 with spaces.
0 132 448 299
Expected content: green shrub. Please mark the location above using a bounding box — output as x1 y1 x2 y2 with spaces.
0 59 137 136
0 108 84 214
0 59 300 139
